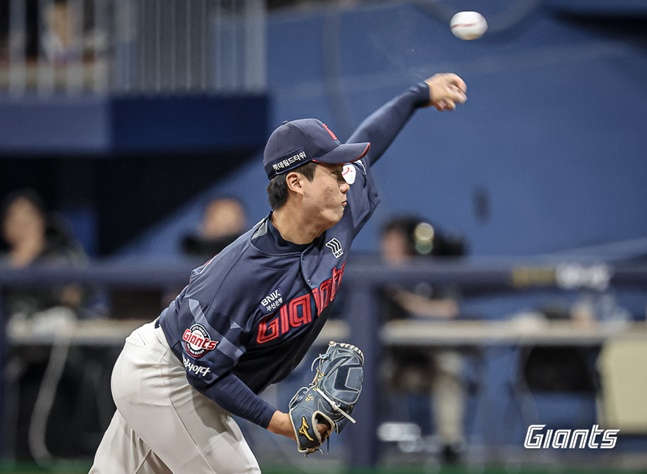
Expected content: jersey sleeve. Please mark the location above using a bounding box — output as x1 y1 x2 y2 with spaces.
340 82 430 236
348 82 430 166
199 372 276 428
175 297 276 427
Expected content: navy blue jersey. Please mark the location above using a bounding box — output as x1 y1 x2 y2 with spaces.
158 82 430 427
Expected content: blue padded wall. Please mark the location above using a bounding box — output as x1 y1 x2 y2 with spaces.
123 1 647 258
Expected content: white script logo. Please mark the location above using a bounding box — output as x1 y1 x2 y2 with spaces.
524 424 619 449
183 355 211 377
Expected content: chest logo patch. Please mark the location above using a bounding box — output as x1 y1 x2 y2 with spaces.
182 324 218 358
326 238 343 258
261 289 283 313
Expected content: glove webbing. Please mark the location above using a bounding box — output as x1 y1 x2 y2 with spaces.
314 387 357 425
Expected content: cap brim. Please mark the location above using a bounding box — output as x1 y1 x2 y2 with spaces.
313 142 370 166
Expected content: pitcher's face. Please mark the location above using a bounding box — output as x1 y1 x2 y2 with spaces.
301 163 350 231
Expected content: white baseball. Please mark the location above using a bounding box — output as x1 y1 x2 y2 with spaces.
450 11 488 40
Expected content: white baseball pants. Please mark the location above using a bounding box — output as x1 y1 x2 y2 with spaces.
89 321 261 474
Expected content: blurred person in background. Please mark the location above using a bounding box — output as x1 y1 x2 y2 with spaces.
379 215 468 464
0 188 88 319
180 196 248 259
0 188 102 460
0 0 103 66
161 196 249 306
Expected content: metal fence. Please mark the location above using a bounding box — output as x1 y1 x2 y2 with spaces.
0 0 266 96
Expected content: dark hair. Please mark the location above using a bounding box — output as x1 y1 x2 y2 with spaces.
266 161 318 210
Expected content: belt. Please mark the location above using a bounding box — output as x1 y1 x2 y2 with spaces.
154 316 161 328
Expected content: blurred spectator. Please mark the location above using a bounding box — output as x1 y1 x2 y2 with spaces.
0 188 89 320
180 196 248 259
0 188 100 460
159 196 249 307
43 0 105 64
379 215 468 464
0 0 103 64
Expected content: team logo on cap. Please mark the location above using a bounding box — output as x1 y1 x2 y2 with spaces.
182 324 218 358
342 164 356 185
322 123 338 140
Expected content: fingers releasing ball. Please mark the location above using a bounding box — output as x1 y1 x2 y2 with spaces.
450 11 488 40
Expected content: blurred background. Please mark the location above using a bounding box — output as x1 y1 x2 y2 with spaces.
1 0 647 472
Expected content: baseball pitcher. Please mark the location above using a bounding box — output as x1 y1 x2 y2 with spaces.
90 73 467 473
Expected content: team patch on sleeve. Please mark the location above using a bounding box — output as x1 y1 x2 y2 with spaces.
182 323 218 358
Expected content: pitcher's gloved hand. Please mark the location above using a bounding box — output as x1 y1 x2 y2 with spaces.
288 341 364 455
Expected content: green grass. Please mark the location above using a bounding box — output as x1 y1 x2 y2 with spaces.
0 461 90 474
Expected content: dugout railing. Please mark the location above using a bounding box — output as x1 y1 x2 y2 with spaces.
1 257 647 467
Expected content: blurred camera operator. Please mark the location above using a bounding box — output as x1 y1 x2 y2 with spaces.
379 215 468 464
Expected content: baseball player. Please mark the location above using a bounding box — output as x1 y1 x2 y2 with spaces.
90 73 467 473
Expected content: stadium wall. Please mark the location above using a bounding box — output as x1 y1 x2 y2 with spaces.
121 1 647 259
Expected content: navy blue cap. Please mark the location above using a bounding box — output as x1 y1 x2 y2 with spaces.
263 119 370 180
